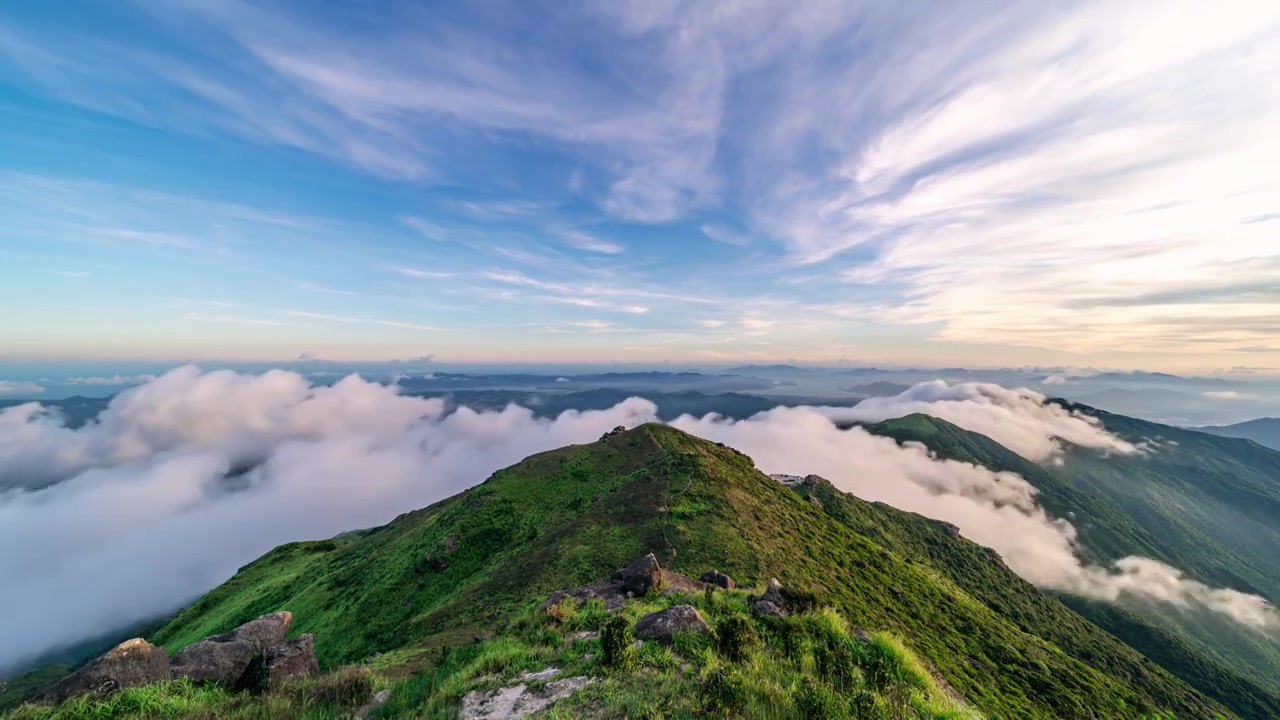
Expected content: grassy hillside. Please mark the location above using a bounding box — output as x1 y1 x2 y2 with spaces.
865 410 1280 703
1193 418 1280 451
144 424 1230 719
792 473 1280 720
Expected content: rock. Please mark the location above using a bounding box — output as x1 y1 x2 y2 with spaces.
541 582 628 613
699 570 734 589
633 604 711 643
229 612 293 652
760 578 785 606
569 631 599 641
460 676 592 719
751 578 788 619
751 599 787 619
240 634 319 691
611 553 663 596
171 611 292 686
543 557 706 616
46 638 170 702
519 667 559 682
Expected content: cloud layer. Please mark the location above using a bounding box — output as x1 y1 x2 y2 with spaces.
813 380 1140 462
0 368 1273 674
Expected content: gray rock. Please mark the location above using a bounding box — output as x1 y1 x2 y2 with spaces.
171 611 292 686
460 676 592 719
611 553 663 596
46 638 170 702
751 599 786 619
699 570 734 589
752 579 788 618
633 604 711 643
228 612 293 653
240 634 319 691
760 578 785 606
519 667 559 682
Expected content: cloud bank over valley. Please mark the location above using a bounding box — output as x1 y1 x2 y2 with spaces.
0 366 1274 673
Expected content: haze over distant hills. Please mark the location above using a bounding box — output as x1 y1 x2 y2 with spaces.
1193 418 1280 451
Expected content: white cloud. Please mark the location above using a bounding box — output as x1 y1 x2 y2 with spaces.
814 381 1140 463
394 266 453 279
286 310 438 332
1202 390 1259 400
0 367 1272 675
1042 375 1068 385
562 231 623 255
698 320 726 329
0 367 657 671
699 224 750 246
0 381 45 397
670 406 1277 631
66 375 157 386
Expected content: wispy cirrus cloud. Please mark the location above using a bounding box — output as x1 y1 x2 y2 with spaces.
1 2 1277 367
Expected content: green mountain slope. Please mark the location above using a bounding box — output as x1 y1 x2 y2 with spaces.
1193 418 1280 452
148 424 1231 719
865 410 1280 703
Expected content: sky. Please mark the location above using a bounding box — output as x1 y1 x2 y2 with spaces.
1 1 1277 370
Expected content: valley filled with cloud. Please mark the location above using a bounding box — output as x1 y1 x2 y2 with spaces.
2 367 1273 674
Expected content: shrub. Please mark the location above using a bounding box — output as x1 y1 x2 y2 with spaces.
814 636 864 693
601 615 637 672
300 666 373 709
699 667 746 716
569 598 608 631
794 676 841 720
780 585 822 614
714 615 761 664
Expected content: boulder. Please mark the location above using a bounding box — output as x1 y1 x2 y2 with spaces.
226 612 293 652
751 599 786 619
171 611 292 686
541 581 628 613
611 553 663 596
751 578 787 619
240 634 319 691
633 605 711 644
46 638 170 702
698 570 734 589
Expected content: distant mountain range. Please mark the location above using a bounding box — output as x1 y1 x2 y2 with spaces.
1193 418 1280 451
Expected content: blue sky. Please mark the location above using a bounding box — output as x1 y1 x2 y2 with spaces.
0 1 1277 370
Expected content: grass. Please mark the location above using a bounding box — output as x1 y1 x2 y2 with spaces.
16 422 1242 719
367 589 984 720
0 671 371 720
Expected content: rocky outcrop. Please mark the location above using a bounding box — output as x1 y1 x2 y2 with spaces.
699 570 734 589
240 633 319 691
543 553 709 614
46 638 170 702
460 673 592 720
612 553 663 596
542 580 630 613
633 605 711 643
171 611 292 686
751 578 787 619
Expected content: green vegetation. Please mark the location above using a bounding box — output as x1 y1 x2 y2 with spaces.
132 424 1232 718
1 669 373 720
865 410 1280 707
369 589 981 720
13 421 1272 718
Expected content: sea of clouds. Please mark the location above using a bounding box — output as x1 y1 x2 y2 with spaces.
0 366 1274 673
